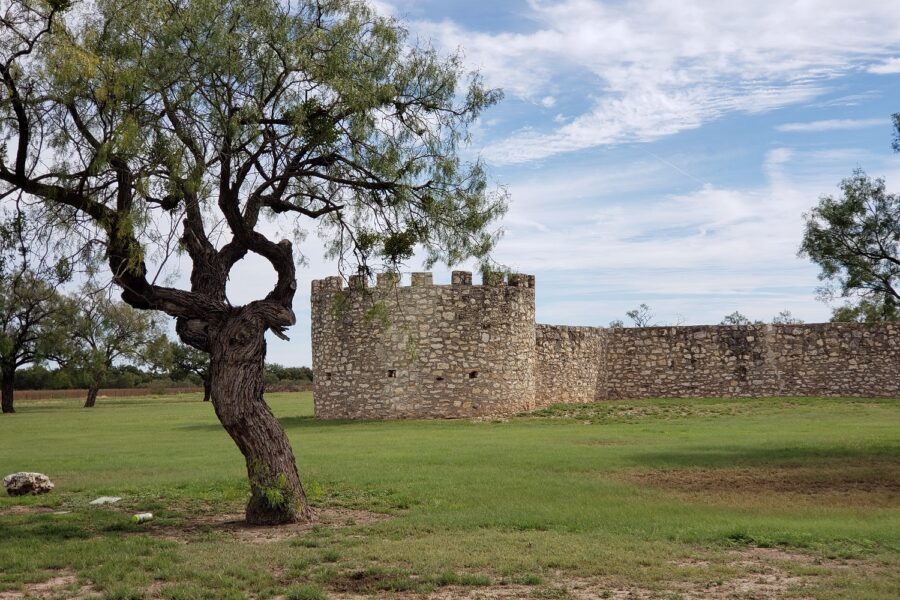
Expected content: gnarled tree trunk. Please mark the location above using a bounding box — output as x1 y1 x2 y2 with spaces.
208 310 309 525
83 384 100 408
1 366 15 414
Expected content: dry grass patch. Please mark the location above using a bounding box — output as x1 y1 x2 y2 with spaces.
154 507 390 544
0 506 56 517
0 571 98 600
322 547 862 599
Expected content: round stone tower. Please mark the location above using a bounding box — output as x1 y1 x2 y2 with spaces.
311 271 536 419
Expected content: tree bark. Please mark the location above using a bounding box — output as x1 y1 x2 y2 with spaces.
1 368 15 414
208 311 310 525
202 375 212 402
83 385 99 408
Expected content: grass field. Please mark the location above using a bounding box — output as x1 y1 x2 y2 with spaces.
0 393 898 599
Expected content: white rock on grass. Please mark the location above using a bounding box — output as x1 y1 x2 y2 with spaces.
3 472 55 496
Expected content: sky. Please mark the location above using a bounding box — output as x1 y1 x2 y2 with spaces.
236 0 900 366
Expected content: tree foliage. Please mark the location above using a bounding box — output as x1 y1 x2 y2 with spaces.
771 310 803 325
265 363 313 383
830 296 898 323
0 0 505 522
625 303 654 327
800 170 899 306
800 168 899 323
165 341 212 401
720 311 750 325
0 269 68 411
0 206 74 412
53 289 166 407
16 362 169 390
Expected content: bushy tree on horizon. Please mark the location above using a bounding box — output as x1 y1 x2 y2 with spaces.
0 269 69 412
720 311 752 326
800 116 900 323
51 288 167 408
0 207 74 413
167 341 212 402
0 0 505 523
625 303 654 327
771 310 803 325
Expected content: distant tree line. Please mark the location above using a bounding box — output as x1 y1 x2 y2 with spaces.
14 359 312 394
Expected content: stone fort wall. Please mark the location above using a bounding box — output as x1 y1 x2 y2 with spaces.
535 322 899 404
312 272 899 419
311 271 536 419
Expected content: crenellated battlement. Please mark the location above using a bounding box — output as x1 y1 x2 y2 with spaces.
311 270 537 419
311 271 536 295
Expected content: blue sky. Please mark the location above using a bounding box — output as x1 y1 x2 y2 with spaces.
241 0 900 366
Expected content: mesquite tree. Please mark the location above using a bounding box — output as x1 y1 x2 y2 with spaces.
0 269 67 413
0 0 504 523
55 290 166 408
0 210 71 414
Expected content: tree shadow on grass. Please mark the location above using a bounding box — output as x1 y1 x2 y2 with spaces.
177 415 373 432
0 517 95 545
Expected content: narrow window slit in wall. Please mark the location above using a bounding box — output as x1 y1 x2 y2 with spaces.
325 372 332 381
435 376 444 381
387 369 396 378
469 371 478 379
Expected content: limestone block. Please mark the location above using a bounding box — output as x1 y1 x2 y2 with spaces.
3 472 54 496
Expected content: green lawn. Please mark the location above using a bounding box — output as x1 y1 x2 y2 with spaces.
1 393 898 599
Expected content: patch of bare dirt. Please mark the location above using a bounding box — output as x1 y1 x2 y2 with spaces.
735 546 854 567
470 416 510 423
0 572 99 599
0 505 56 516
155 507 390 544
322 546 862 599
626 457 900 507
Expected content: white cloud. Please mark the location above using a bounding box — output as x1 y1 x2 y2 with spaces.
868 57 900 74
482 147 900 328
776 118 888 132
409 0 900 164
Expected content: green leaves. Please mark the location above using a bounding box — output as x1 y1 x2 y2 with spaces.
800 168 900 322
2 0 506 324
57 289 168 387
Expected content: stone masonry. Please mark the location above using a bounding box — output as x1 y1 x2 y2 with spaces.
312 272 899 419
311 271 536 419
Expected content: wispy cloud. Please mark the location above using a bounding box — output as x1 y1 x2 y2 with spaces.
868 57 900 74
405 0 900 164
813 90 882 108
776 118 888 132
